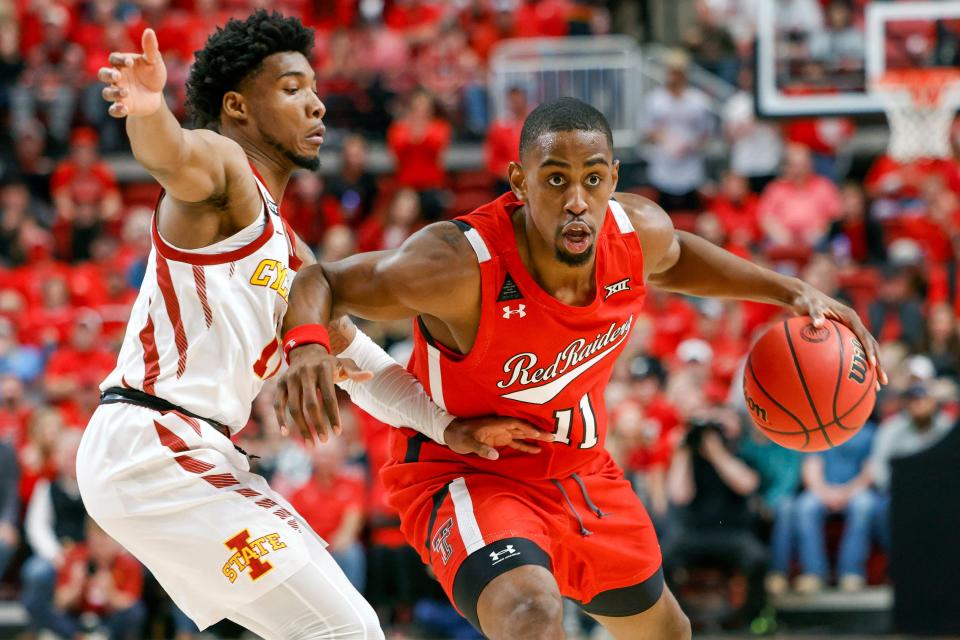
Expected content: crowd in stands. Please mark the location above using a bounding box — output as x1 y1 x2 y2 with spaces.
0 0 959 637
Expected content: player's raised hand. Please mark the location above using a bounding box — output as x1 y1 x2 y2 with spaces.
789 282 888 385
444 416 555 460
274 345 373 446
98 28 166 118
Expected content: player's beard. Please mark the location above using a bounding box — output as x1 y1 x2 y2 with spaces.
554 235 595 267
263 130 321 171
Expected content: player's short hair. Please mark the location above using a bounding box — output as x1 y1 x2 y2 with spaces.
519 97 614 159
186 10 314 130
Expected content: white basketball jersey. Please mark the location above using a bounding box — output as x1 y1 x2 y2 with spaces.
101 172 299 432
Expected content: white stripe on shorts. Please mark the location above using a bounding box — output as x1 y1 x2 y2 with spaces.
449 477 485 554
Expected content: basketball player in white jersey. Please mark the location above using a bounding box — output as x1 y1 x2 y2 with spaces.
77 11 550 638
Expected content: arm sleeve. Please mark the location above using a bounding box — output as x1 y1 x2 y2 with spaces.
25 482 62 562
336 327 454 445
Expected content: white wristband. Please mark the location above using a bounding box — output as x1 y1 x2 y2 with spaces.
336 327 453 445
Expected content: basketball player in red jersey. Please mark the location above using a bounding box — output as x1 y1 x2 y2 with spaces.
277 98 886 639
83 12 547 637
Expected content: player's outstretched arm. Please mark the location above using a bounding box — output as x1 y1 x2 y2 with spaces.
277 223 553 453
616 192 887 384
98 29 240 203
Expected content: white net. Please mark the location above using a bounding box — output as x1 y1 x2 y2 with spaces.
875 71 960 162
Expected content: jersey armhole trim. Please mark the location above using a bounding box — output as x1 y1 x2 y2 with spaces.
609 200 635 235
453 219 492 263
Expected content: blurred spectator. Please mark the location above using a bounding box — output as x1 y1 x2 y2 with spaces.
22 429 86 637
387 90 452 220
50 127 121 261
283 171 343 249
51 518 145 640
783 117 855 183
759 143 841 248
485 86 528 194
321 225 358 262
682 2 739 85
10 3 85 151
821 182 887 265
0 375 33 447
0 317 43 384
328 135 380 228
0 19 24 112
775 0 824 38
870 383 956 551
707 171 762 247
868 264 925 351
723 69 783 194
665 411 767 625
0 437 19 580
8 120 55 202
810 0 865 71
1 180 54 266
921 303 960 382
385 0 446 46
643 50 712 212
737 420 801 597
288 439 366 591
417 24 485 135
695 0 756 56
22 274 75 348
612 355 679 525
793 423 878 593
358 188 425 252
44 314 116 427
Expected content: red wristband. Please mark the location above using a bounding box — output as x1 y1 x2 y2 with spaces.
282 324 331 362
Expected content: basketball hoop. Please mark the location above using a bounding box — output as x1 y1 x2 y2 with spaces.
874 68 960 161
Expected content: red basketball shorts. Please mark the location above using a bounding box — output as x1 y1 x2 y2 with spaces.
382 448 664 630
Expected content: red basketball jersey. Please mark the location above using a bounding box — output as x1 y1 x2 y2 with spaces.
390 192 646 481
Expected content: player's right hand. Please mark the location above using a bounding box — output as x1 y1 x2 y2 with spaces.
444 416 555 460
98 28 166 118
275 345 373 445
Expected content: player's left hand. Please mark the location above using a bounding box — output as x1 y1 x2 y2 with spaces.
789 283 888 385
275 344 373 445
444 416 555 460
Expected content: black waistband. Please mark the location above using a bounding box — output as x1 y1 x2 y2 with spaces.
99 386 232 437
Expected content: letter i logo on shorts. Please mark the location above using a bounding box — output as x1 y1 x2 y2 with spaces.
222 529 286 584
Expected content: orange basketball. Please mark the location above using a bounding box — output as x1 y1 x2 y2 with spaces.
742 316 877 452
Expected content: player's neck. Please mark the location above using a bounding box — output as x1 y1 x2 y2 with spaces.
515 210 597 306
221 125 292 202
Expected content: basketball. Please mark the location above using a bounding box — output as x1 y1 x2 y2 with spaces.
743 316 877 452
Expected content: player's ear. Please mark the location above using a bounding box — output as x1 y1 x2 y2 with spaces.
507 161 527 201
222 91 248 124
611 159 620 191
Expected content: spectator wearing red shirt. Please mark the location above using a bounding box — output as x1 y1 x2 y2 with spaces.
416 24 485 135
283 171 344 248
50 128 121 262
44 314 116 428
385 0 446 46
288 439 366 590
639 288 698 360
612 356 680 525
21 274 75 348
759 143 842 249
386 90 452 220
707 172 761 246
484 86 528 194
0 374 33 447
784 116 854 182
358 188 425 253
52 518 145 640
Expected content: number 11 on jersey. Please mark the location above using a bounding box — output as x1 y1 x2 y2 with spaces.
552 393 599 449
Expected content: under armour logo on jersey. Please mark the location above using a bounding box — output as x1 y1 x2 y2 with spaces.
432 518 454 565
603 278 631 300
489 544 521 565
502 304 526 319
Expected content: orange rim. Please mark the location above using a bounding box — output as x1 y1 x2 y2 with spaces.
876 68 960 106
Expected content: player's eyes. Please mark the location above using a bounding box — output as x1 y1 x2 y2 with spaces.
586 174 602 186
547 175 565 187
284 87 298 94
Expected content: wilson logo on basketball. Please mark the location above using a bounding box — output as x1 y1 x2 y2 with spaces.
743 388 770 425
799 323 830 343
848 338 868 384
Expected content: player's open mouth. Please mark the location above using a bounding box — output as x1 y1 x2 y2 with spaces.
560 221 592 254
305 127 325 146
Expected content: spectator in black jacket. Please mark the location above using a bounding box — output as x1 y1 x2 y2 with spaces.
0 438 19 580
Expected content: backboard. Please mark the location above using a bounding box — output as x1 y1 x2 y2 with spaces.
755 0 960 117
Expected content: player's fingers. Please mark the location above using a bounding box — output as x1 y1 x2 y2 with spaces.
337 359 373 383
273 379 288 429
141 28 161 63
318 361 342 436
466 437 499 461
108 52 135 69
107 102 128 118
301 371 330 443
510 423 555 442
808 300 826 326
101 86 128 102
506 440 542 454
284 378 311 444
97 67 121 84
